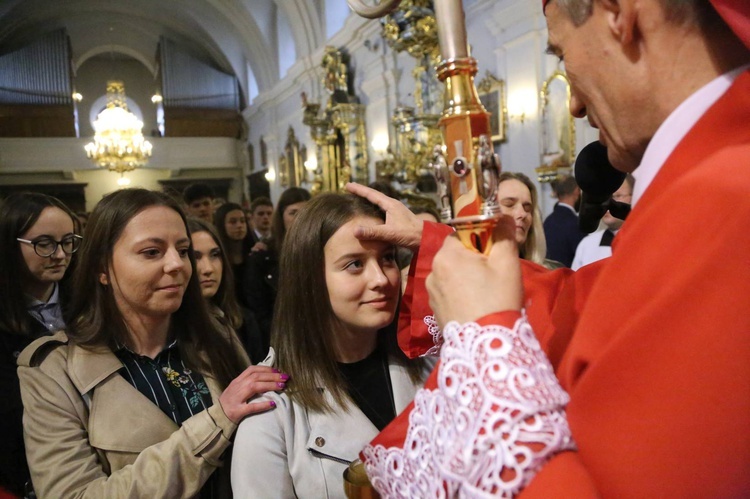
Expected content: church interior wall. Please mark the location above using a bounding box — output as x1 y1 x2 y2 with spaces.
241 0 594 215
0 0 596 218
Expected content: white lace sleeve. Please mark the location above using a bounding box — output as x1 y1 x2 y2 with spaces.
421 314 443 356
363 315 575 498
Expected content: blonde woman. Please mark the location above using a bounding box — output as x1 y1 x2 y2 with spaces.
496 172 563 269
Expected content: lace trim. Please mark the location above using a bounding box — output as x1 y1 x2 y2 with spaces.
363 316 575 497
422 314 443 357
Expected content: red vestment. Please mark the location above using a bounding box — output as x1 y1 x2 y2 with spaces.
366 70 750 497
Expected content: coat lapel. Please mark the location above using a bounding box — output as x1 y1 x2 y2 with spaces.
305 390 378 463
88 374 179 453
304 356 429 462
67 344 179 453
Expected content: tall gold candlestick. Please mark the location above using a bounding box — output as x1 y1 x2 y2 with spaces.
348 0 502 255
435 56 501 254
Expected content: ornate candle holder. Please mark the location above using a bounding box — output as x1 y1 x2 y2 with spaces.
430 132 502 254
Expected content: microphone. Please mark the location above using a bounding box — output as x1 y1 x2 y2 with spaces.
574 141 629 233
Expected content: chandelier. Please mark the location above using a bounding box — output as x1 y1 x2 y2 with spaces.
84 80 152 173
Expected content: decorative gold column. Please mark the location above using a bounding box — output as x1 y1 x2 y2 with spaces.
349 0 501 254
331 103 369 187
301 47 369 193
374 0 444 210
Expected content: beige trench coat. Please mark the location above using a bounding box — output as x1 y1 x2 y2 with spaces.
18 330 249 499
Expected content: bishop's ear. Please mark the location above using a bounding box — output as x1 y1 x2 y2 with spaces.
601 0 637 46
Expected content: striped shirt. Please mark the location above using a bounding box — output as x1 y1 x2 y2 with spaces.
115 340 213 426
115 340 219 498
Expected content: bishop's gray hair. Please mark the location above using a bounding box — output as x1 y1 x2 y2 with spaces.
554 0 593 26
553 0 714 29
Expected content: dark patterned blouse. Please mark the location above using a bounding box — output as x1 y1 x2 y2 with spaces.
115 339 213 424
115 340 219 498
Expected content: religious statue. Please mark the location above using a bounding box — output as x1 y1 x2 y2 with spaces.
321 46 350 107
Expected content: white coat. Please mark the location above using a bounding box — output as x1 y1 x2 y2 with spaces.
231 348 432 498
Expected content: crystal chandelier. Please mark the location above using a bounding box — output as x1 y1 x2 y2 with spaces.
84 80 152 173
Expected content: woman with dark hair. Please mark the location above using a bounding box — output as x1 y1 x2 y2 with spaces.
212 203 253 303
243 187 310 350
17 189 287 498
232 193 432 498
188 218 267 364
269 187 311 252
0 192 81 498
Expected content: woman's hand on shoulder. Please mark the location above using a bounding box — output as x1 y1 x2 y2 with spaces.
219 365 289 423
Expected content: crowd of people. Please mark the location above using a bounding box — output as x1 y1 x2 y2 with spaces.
0 0 748 497
0 182 436 498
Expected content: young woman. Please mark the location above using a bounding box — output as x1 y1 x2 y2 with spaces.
18 189 288 498
0 192 80 498
243 187 310 350
231 193 432 498
496 172 563 269
188 218 267 364
213 203 253 304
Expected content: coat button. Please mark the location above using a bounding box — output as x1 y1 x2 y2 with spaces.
315 437 325 447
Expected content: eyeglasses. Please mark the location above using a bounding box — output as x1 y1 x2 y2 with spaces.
17 234 83 257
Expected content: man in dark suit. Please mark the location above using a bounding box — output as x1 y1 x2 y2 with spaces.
247 197 273 250
543 174 584 267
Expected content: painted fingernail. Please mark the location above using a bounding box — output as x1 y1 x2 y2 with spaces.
279 374 290 381
277 382 286 389
269 401 276 407
272 368 280 373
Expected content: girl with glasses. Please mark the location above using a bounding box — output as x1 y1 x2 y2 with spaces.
0 192 81 498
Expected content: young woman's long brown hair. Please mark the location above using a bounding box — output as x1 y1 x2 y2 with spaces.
269 187 311 253
65 189 246 389
213 202 253 264
272 193 425 413
187 217 243 329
